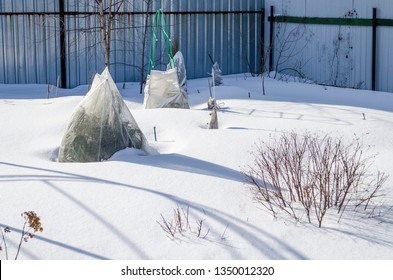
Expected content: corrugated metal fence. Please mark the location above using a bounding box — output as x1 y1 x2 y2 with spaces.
0 0 264 88
265 0 393 93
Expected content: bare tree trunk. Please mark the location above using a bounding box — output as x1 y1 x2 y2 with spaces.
107 0 113 68
98 0 107 68
98 0 114 70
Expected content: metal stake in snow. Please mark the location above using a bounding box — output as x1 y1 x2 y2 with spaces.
212 66 216 101
153 126 157 141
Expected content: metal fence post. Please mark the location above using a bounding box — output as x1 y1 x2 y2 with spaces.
269 5 274 72
59 0 67 88
372 7 377 91
261 7 265 74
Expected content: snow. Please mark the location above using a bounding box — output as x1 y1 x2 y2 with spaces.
1 74 393 260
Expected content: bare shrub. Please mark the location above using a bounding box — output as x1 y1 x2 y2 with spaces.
196 219 210 239
157 206 209 239
243 132 388 227
157 214 177 237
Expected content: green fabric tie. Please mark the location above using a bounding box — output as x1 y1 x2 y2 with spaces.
147 9 175 75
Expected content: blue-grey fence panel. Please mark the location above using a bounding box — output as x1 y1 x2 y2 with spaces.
0 0 264 88
0 0 60 85
377 26 393 93
265 0 393 93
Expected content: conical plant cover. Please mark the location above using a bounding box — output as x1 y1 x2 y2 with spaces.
58 68 148 162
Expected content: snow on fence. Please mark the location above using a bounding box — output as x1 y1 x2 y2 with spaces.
0 0 263 88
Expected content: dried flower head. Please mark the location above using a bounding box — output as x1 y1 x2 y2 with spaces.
22 211 44 238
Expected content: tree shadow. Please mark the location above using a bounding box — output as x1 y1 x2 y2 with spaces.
218 104 354 126
0 223 110 260
322 205 393 248
0 161 308 260
116 153 244 183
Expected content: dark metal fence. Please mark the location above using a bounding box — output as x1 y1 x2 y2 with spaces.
0 0 264 88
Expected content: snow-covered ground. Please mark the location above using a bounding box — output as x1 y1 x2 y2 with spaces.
1 74 393 260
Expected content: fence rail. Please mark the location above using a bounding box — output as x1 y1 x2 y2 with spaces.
0 11 263 16
270 16 393 27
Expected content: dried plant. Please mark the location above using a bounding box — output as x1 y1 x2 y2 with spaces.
1 211 43 260
243 132 388 227
0 227 11 260
157 214 177 237
220 224 229 241
196 219 210 239
157 206 209 239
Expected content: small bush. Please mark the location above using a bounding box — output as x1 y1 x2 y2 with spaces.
243 132 388 227
157 206 210 239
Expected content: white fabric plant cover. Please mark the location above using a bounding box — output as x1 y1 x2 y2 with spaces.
58 68 148 162
208 107 218 129
167 51 188 95
143 67 190 109
212 61 223 86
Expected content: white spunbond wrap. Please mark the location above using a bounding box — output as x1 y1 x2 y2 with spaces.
168 51 187 95
208 107 218 129
58 67 149 162
143 67 190 109
212 61 223 86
